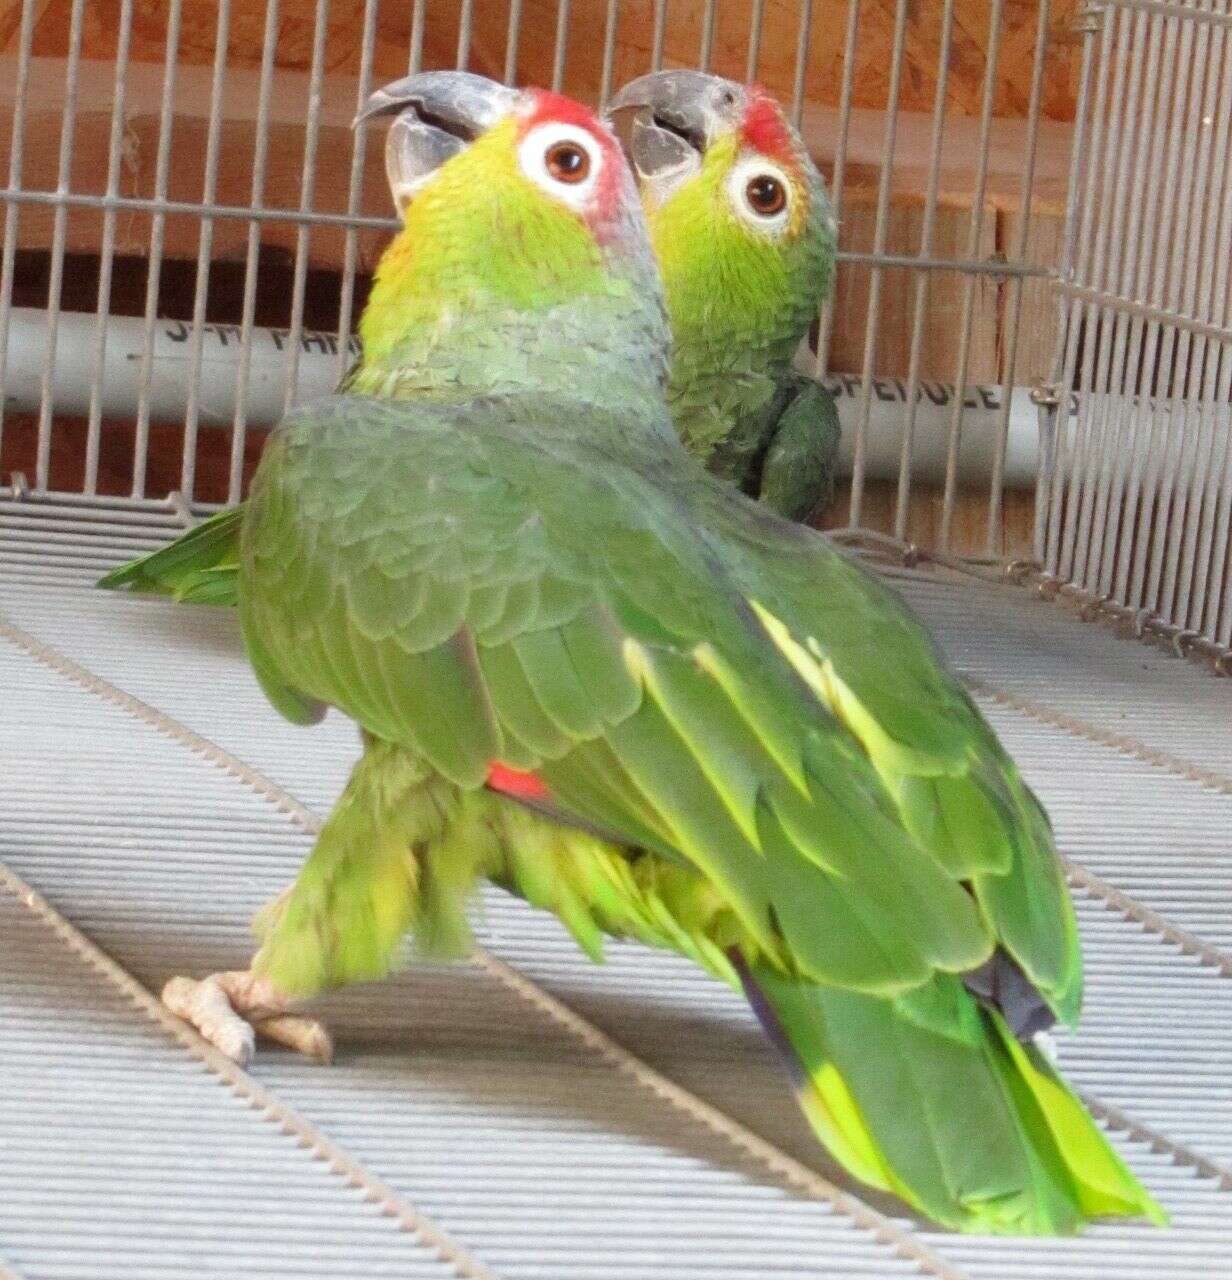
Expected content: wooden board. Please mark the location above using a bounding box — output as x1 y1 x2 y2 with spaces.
2 0 1084 120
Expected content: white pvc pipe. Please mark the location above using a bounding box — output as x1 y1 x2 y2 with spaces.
1 307 353 432
1 305 1059 487
815 369 1055 489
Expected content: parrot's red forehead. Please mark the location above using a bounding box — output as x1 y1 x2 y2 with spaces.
520 87 626 232
523 89 607 136
739 89 795 165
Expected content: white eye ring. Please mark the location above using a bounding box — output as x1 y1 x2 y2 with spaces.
726 155 793 235
518 122 603 210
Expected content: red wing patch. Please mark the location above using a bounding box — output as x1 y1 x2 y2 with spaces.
486 763 549 801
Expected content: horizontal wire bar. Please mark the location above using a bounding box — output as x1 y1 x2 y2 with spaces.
0 189 1052 278
0 187 397 230
1096 0 1232 28
1057 279 1232 344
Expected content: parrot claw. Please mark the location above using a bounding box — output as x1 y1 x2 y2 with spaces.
161 971 333 1066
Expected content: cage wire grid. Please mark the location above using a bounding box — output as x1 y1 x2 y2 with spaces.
1 1 1232 1277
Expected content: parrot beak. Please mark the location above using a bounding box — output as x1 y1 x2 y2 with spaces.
606 70 745 205
356 71 522 216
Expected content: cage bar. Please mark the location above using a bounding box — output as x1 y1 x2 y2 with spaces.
0 0 1227 639
228 0 283 506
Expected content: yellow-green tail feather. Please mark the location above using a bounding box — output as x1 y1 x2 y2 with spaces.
741 960 1164 1234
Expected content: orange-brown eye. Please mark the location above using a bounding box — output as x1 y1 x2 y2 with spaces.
745 174 787 217
742 174 783 216
545 141 591 184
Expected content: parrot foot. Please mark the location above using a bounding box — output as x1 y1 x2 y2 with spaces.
161 971 333 1066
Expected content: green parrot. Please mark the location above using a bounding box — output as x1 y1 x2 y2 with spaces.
608 70 841 519
97 76 840 608
135 73 1158 1235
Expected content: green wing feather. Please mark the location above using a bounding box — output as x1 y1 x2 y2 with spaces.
243 395 991 995
239 393 1153 1232
97 506 243 604
756 375 842 522
696 482 1084 1027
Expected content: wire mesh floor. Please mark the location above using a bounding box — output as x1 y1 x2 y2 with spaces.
2 496 1231 1280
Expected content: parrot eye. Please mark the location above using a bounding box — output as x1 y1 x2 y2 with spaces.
545 141 591 184
726 155 794 236
519 121 604 210
745 174 787 217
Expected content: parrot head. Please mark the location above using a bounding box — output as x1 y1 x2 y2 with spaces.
607 71 835 387
352 72 667 404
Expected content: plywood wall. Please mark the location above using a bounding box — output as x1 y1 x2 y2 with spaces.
4 1 1083 119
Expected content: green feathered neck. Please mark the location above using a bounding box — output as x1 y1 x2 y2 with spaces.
649 132 834 459
349 116 668 415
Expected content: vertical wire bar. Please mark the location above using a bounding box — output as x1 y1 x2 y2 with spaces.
1205 346 1232 639
226 0 282 506
409 0 427 74
1115 8 1188 602
599 0 622 108
1161 9 1231 624
503 0 525 83
1049 9 1117 578
1082 13 1150 595
456 0 475 69
1201 59 1232 640
937 0 1003 551
280 0 331 418
552 0 572 90
983 0 1049 559
814 0 861 378
83 0 136 494
745 0 766 81
1153 13 1221 620
179 0 233 504
789 0 814 128
1140 4 1215 615
131 0 183 500
34 0 88 493
847 0 909 530
1215 351 1232 643
1127 9 1206 610
1199 337 1232 637
651 0 669 72
1037 18 1098 566
1093 7 1169 598
892 0 956 542
1180 118 1232 631
0 0 39 479
1070 7 1140 591
698 0 718 73
332 0 380 402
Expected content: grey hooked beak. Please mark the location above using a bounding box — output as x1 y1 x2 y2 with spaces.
606 70 745 202
355 71 522 215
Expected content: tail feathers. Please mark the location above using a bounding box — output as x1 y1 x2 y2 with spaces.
96 506 243 605
739 960 1165 1234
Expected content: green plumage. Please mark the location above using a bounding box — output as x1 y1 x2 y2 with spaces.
99 75 1160 1235
643 107 840 522
238 384 1157 1233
